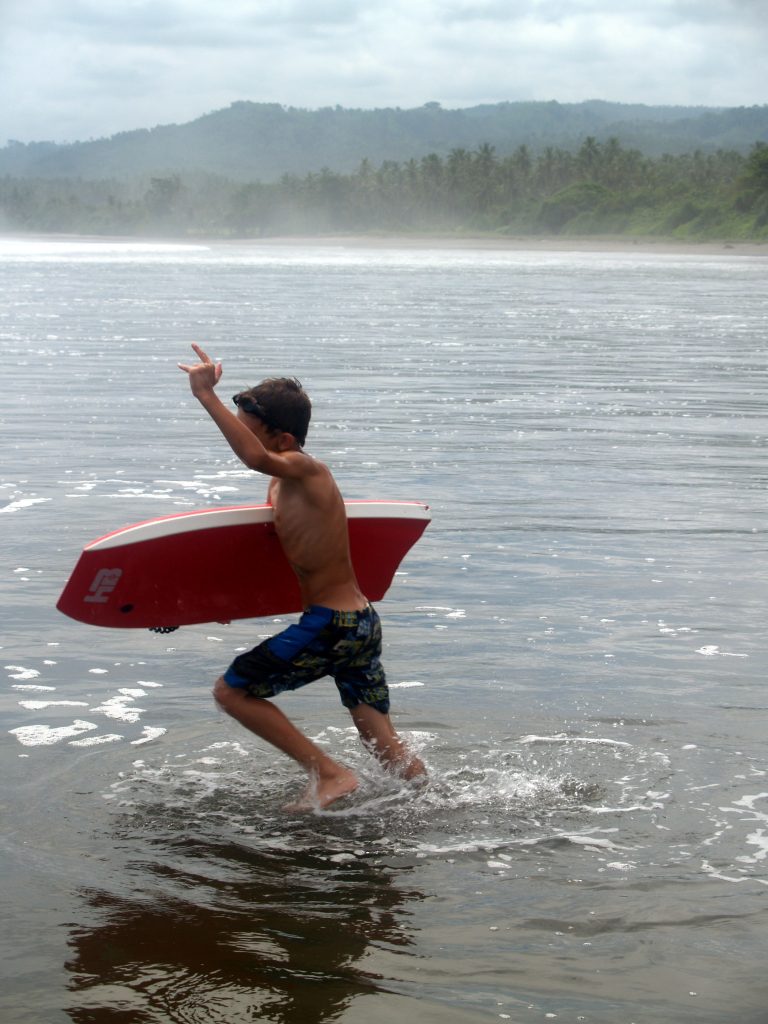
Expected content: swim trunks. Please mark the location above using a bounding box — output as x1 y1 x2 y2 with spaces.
223 604 390 714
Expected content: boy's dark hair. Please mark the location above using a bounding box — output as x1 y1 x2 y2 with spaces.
232 377 312 446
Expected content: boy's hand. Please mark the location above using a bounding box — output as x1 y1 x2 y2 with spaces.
178 344 223 397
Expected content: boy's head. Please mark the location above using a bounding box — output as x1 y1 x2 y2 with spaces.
232 377 311 447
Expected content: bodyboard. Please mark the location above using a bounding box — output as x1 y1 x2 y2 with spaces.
56 500 430 628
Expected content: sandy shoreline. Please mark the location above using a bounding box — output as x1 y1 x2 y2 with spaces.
3 231 767 256
249 234 768 256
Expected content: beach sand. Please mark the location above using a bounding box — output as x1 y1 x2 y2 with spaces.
245 234 768 256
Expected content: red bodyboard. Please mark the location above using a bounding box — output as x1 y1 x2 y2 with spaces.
56 501 430 628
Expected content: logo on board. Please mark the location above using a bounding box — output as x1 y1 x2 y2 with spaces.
84 568 123 603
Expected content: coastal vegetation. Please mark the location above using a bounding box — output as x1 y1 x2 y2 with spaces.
2 137 766 241
3 101 767 182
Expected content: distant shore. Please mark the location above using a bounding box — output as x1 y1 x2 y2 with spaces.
243 234 768 256
2 231 767 257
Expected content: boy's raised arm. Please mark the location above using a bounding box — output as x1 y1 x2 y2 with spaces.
178 345 313 479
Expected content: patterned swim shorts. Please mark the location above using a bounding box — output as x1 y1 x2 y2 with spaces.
223 604 390 714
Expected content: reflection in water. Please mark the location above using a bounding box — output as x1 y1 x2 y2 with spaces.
66 834 421 1023
61 734 594 1023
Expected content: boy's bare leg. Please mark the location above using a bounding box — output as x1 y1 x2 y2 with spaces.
213 677 358 810
350 704 427 780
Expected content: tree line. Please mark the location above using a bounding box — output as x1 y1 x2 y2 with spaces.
1 138 767 240
4 101 767 182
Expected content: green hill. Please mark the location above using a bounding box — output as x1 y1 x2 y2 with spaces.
2 100 768 183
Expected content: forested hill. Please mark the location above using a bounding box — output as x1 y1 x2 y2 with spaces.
3 100 768 183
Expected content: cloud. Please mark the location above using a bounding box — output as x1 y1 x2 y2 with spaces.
0 0 765 144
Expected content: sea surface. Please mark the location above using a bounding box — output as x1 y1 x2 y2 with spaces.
1 236 767 1024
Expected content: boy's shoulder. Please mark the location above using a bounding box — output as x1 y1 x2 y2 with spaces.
274 451 336 490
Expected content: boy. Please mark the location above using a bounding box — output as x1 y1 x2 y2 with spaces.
178 344 426 810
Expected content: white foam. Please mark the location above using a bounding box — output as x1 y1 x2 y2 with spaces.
9 720 98 746
732 793 768 812
70 734 124 747
737 831 768 864
562 831 627 852
0 498 51 514
519 733 632 748
696 645 748 658
723 793 768 866
90 690 146 723
5 666 41 681
0 239 206 257
130 726 166 745
202 739 250 757
701 859 768 886
18 700 89 710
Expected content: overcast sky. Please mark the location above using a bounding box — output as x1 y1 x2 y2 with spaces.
1 0 766 144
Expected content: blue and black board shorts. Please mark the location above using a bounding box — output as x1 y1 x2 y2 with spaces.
223 604 390 714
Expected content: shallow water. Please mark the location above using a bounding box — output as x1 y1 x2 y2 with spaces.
2 237 767 1023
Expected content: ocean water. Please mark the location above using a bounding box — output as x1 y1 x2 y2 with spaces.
1 236 767 1024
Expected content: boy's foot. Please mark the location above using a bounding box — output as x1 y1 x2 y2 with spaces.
400 753 427 781
283 767 359 813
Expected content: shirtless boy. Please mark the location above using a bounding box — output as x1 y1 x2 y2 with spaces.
179 344 426 810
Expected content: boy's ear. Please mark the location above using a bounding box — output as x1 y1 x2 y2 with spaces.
276 431 298 451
